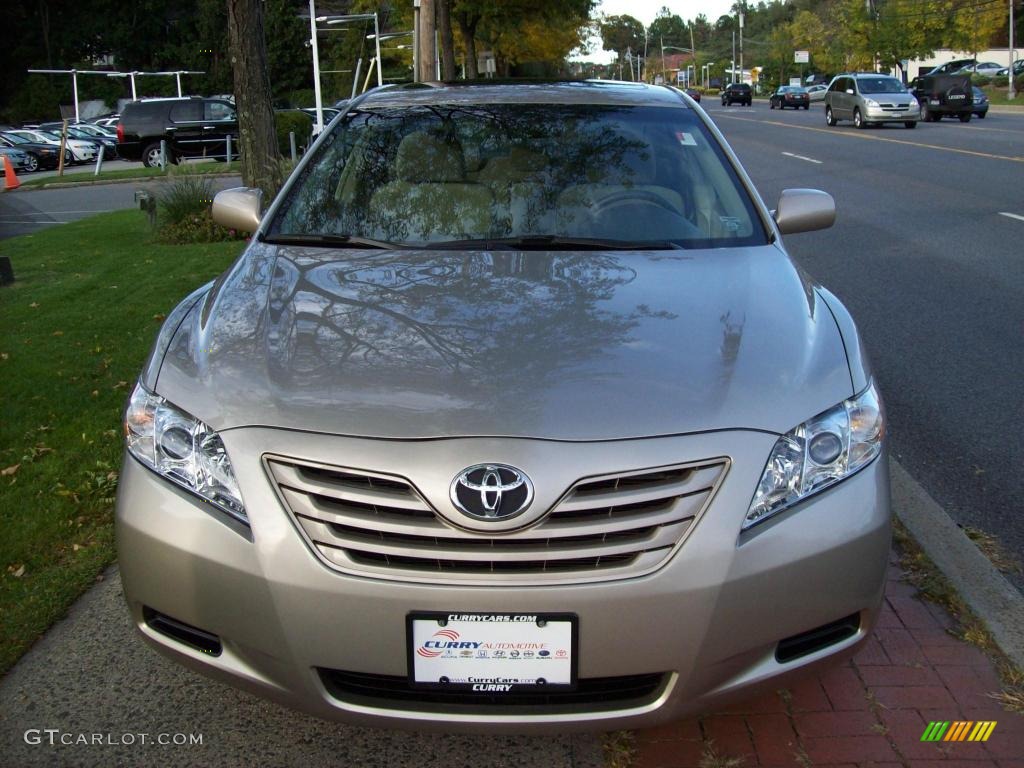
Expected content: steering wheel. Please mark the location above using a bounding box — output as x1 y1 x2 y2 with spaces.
590 189 679 216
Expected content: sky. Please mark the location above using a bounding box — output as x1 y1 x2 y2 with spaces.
576 0 738 63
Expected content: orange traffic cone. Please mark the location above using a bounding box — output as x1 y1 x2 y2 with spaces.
3 155 21 191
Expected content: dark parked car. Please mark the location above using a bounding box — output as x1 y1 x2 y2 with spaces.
684 88 701 103
720 83 752 106
770 86 810 110
116 97 239 167
0 131 63 172
910 74 973 122
971 87 989 118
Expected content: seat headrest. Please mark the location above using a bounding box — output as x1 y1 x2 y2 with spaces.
395 132 466 183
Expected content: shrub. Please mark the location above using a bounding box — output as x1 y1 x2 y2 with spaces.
157 169 216 227
154 168 244 244
275 110 314 157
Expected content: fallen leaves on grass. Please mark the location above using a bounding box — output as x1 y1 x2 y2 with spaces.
8 565 26 578
1 465 19 477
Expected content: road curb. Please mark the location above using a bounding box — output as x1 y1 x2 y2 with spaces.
891 459 1024 670
17 172 242 192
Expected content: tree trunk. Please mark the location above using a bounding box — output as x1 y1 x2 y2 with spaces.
437 0 457 81
226 0 282 201
418 0 436 82
456 12 479 79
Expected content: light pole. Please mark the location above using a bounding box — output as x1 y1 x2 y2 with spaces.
1010 0 1016 100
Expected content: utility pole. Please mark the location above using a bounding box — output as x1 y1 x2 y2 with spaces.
1010 0 1017 99
732 30 736 82
418 0 436 82
690 22 697 84
739 10 744 85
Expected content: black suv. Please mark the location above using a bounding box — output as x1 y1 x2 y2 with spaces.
116 97 238 167
720 83 752 106
909 74 973 122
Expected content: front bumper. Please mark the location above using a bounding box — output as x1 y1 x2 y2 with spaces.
116 428 891 732
864 105 920 122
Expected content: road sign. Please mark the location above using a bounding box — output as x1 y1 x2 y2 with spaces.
794 50 809 64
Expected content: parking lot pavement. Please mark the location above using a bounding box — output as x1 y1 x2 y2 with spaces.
0 568 602 768
633 550 1024 768
0 175 241 240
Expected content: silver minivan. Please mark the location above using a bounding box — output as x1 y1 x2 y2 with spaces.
825 73 919 129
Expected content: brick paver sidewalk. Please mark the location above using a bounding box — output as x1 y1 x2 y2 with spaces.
633 551 1023 767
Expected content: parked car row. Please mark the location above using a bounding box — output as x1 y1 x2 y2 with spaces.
0 131 68 172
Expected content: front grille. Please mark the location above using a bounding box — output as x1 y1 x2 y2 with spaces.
318 668 667 711
266 456 728 585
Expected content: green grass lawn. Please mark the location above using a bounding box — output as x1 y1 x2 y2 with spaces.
20 161 236 189
0 210 243 674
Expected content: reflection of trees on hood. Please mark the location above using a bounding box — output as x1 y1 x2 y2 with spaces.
255 249 650 399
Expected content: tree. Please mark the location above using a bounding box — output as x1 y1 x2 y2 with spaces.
600 14 646 77
438 0 458 80
226 0 283 199
649 7 689 47
947 0 1005 56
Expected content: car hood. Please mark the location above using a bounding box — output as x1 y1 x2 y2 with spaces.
155 243 854 440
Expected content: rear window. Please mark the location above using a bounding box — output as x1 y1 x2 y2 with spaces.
272 102 767 249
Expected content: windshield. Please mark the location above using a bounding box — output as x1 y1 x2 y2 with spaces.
38 131 61 141
2 133 28 145
858 77 908 94
272 102 766 249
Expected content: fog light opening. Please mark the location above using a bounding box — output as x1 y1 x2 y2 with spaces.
143 606 222 656
774 613 860 663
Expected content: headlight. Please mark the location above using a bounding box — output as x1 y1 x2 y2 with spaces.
125 382 247 522
864 98 879 107
744 381 884 530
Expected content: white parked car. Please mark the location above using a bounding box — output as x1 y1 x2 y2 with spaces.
807 84 828 102
7 129 97 164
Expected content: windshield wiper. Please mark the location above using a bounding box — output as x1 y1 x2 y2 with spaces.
260 233 401 249
421 235 684 251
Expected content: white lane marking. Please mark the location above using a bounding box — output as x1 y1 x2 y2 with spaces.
999 212 1024 223
782 151 823 164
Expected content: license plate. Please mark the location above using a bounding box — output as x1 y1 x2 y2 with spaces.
408 612 577 691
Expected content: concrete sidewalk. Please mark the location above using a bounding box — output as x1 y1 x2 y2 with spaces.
633 551 1023 767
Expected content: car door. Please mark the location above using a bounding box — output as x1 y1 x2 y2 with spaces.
836 78 854 117
168 101 205 158
201 100 238 159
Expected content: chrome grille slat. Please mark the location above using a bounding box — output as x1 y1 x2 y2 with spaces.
555 465 722 513
297 516 688 561
266 455 728 585
282 485 707 540
270 460 431 512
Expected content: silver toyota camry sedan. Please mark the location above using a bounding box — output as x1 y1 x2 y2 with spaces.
116 81 890 731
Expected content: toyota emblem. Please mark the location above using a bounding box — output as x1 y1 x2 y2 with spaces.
450 464 533 520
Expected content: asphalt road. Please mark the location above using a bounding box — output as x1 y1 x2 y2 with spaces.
704 102 1024 589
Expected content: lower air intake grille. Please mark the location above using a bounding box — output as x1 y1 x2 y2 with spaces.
318 669 667 710
775 613 860 663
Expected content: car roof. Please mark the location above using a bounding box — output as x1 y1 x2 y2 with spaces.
357 80 690 109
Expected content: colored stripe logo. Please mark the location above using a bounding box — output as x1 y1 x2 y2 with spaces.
921 721 997 742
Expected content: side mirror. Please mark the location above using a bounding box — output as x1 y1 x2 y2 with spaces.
212 187 262 233
774 189 835 235
845 88 855 95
